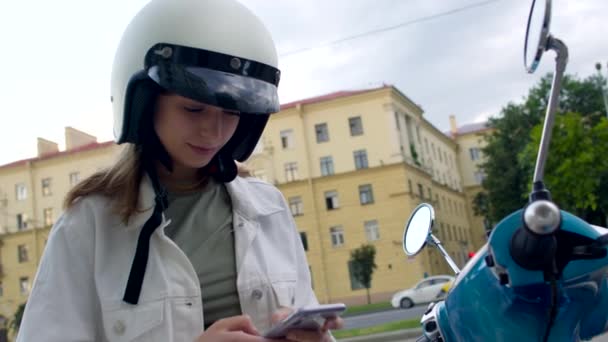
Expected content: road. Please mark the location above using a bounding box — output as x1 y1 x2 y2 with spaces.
400 334 608 342
343 308 608 341
343 306 426 329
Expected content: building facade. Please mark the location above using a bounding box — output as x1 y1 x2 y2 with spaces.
0 127 121 326
246 86 484 304
449 118 494 251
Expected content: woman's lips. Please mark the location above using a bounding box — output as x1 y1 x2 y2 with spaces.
187 143 217 156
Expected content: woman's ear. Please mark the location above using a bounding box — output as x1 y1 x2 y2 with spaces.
235 161 252 177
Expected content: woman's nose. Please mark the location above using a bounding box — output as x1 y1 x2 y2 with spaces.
198 110 223 137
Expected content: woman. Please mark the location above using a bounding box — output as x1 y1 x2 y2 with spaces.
17 0 342 341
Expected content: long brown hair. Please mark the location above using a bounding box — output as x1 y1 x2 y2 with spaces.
64 143 253 225
64 144 145 224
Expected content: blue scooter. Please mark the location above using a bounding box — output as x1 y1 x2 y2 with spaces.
402 0 608 341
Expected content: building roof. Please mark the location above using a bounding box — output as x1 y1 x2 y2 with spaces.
0 141 115 170
457 122 492 135
280 85 392 110
444 121 492 138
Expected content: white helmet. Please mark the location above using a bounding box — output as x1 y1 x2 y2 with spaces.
110 0 281 161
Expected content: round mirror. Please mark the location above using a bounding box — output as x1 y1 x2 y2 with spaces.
403 203 435 256
524 0 551 73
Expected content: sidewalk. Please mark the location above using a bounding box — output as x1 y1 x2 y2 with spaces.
337 328 423 342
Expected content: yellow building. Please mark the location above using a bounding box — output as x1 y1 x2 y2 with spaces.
0 127 120 329
0 86 491 317
246 85 477 304
448 117 494 251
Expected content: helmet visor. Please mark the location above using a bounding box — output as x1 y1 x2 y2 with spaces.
146 43 280 114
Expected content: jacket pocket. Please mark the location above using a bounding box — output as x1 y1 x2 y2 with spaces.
101 299 165 342
271 276 297 308
241 273 297 332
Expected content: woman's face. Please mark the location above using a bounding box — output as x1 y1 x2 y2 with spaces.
154 93 240 171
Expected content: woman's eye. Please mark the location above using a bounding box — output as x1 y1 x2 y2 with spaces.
223 110 241 117
184 107 204 113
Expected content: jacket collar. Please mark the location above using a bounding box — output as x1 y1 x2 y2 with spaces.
131 174 283 229
225 177 284 220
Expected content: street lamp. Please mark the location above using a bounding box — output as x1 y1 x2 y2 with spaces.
595 62 608 118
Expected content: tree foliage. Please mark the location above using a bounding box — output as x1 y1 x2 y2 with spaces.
475 72 607 226
349 244 377 304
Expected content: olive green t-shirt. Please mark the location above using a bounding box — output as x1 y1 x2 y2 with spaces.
164 179 241 329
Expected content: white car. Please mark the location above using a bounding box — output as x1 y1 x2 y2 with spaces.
390 275 455 309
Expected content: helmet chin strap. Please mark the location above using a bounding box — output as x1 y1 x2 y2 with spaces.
122 121 238 305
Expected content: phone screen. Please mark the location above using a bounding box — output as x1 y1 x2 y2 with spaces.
263 303 346 339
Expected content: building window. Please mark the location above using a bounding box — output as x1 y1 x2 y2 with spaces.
16 214 28 230
364 220 380 241
469 147 481 161
43 208 54 226
41 178 52 197
443 151 448 165
280 129 294 149
353 149 368 169
19 277 30 295
284 162 298 182
15 183 27 201
474 171 486 184
69 172 80 186
432 144 437 159
394 112 401 131
315 123 329 143
330 226 344 247
349 116 364 136
299 232 309 251
424 138 429 153
359 184 374 205
0 282 3 297
289 196 303 216
408 180 413 195
17 244 29 263
348 261 365 290
417 184 424 199
435 194 440 208
325 191 339 210
320 156 335 176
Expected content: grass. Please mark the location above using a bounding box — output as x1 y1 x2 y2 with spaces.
341 301 393 317
332 319 420 339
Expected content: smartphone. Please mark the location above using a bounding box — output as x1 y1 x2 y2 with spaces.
263 303 347 339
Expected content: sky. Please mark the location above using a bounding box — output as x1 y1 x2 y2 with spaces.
0 0 606 166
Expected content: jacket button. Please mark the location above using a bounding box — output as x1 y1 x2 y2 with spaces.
252 289 263 300
113 320 126 336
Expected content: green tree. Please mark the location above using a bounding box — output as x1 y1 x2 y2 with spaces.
520 113 608 224
349 244 377 304
9 302 26 335
476 72 607 225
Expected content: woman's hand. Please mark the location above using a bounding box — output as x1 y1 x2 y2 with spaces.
271 308 344 342
195 315 287 342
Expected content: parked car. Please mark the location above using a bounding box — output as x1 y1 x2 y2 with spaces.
390 275 455 309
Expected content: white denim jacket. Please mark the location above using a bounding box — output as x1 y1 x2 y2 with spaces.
17 175 319 341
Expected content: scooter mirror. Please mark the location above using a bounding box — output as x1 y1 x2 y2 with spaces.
403 203 435 256
524 0 551 73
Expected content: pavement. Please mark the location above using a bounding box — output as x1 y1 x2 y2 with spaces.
337 329 608 342
337 328 423 342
